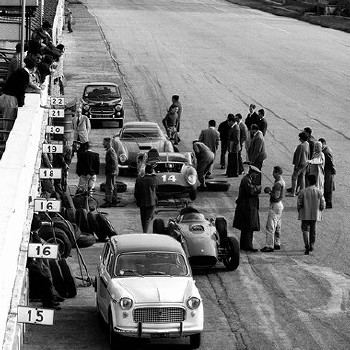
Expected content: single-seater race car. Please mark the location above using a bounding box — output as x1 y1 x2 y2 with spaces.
153 207 240 271
137 150 199 201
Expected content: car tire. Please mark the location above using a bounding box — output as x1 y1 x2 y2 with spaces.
66 208 76 224
205 180 231 192
215 217 228 244
60 191 75 209
190 333 201 349
51 218 76 247
76 234 96 248
71 223 82 241
153 218 166 234
58 258 77 298
95 213 117 240
76 208 90 233
100 181 127 193
38 226 72 258
223 236 240 271
189 190 197 201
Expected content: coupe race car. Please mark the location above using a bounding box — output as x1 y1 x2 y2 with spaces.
95 234 203 349
137 151 199 201
153 207 240 271
113 122 174 174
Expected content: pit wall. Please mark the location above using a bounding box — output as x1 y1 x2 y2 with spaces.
0 1 64 348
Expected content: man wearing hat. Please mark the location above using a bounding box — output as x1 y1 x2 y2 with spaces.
233 166 262 251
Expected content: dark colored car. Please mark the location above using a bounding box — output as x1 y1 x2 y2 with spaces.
81 82 124 127
153 207 240 271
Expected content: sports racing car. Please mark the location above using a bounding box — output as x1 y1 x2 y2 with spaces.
137 151 199 201
153 207 240 271
113 122 174 174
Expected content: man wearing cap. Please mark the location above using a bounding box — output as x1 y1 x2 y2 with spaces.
233 166 262 252
193 140 215 190
134 164 158 233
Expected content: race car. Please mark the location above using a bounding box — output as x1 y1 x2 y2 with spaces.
153 207 240 271
137 151 199 201
113 122 174 174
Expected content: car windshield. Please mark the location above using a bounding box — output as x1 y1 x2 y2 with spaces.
115 252 188 277
84 85 121 99
121 130 162 139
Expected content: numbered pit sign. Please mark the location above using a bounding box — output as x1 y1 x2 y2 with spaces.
50 97 65 107
42 144 63 154
34 198 61 212
48 108 65 118
39 168 62 179
28 243 58 259
46 125 64 134
17 306 54 325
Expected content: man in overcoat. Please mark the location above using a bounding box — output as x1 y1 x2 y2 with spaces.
233 166 262 252
319 138 335 208
226 115 240 177
297 174 325 255
193 140 214 190
247 124 267 171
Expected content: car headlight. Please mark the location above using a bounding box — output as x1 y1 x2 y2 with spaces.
119 297 133 310
115 105 122 111
187 296 201 310
186 173 197 186
83 104 90 111
119 153 127 163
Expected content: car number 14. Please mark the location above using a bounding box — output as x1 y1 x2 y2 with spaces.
161 174 177 182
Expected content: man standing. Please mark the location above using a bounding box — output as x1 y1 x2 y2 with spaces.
303 127 316 158
286 132 309 197
162 105 179 144
245 104 259 131
73 102 91 143
76 142 100 193
236 113 248 175
297 174 325 255
134 164 158 233
193 140 214 190
261 166 285 252
226 114 240 177
218 115 231 170
248 124 267 171
319 138 335 208
198 119 220 178
257 109 267 136
171 95 182 132
101 138 119 207
233 166 262 252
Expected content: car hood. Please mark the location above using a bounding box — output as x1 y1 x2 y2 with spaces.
124 140 169 157
115 277 191 303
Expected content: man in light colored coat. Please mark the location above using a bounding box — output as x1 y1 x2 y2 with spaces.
198 119 220 178
297 174 325 255
236 113 248 175
193 140 214 190
73 103 91 143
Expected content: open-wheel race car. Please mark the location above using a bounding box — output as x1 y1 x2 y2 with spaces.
153 207 240 271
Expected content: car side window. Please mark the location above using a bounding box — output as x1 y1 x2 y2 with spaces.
106 254 115 276
102 243 111 265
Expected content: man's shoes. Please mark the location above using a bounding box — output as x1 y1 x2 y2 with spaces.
220 165 225 169
43 303 61 310
286 193 296 197
111 199 121 206
205 174 214 179
260 247 274 252
222 173 227 176
227 175 238 178
286 187 292 193
197 185 207 192
304 246 310 255
53 295 65 302
274 245 281 250
246 248 259 252
309 244 314 252
326 204 332 209
240 171 245 175
100 202 113 208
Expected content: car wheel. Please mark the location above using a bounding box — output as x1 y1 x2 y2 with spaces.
205 180 231 192
189 190 197 201
76 234 96 248
38 227 72 258
190 333 201 349
215 217 227 244
153 218 166 234
223 236 240 271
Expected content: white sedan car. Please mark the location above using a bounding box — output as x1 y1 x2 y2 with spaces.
95 234 204 349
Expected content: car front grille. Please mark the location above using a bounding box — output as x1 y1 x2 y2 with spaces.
158 185 187 193
90 106 115 117
133 307 185 323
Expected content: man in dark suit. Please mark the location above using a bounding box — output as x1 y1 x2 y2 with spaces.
134 164 158 233
257 109 267 136
319 138 335 208
218 115 231 169
198 119 220 178
76 142 100 193
0 56 35 130
226 115 240 177
171 95 182 132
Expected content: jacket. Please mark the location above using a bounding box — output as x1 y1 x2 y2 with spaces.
297 185 325 221
73 114 91 143
198 127 220 153
134 174 158 207
76 150 100 176
3 68 30 107
248 130 267 164
105 146 118 175
228 123 241 153
293 141 309 168
238 121 248 146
